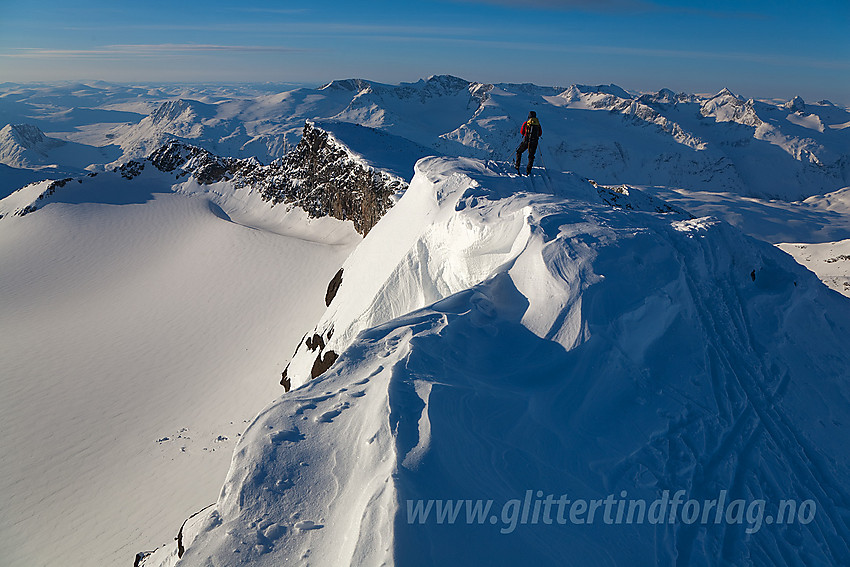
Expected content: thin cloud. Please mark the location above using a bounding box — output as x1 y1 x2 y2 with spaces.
577 44 850 70
230 8 310 15
448 0 768 18
448 0 655 12
369 34 850 71
59 22 487 38
112 44 306 53
1 44 308 58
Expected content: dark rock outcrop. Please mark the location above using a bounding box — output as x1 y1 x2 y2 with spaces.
148 122 406 235
310 350 338 379
305 333 325 352
280 365 291 392
325 268 343 306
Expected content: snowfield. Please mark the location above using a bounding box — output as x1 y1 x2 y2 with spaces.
0 77 849 566
0 168 359 567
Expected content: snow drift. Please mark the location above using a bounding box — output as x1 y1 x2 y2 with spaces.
142 157 850 566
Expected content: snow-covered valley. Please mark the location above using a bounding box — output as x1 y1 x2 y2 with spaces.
1 77 849 566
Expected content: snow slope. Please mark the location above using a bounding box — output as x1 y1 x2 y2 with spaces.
144 158 850 566
646 185 850 296
0 166 359 567
778 238 850 297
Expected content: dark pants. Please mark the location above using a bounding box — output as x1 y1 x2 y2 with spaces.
516 138 538 172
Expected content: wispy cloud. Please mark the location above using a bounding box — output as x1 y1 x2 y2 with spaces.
58 21 487 38
447 0 655 12
368 34 850 71
576 44 850 70
7 38 842 73
447 0 768 18
229 8 310 15
113 44 306 53
1 44 308 58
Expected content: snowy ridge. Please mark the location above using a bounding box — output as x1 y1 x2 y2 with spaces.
112 98 259 166
0 122 407 235
282 159 694 391
143 158 850 566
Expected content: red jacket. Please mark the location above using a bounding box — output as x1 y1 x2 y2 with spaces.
521 117 542 140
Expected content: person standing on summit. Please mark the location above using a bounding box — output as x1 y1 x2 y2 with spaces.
515 110 542 175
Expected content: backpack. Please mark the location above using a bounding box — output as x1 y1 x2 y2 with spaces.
524 117 541 140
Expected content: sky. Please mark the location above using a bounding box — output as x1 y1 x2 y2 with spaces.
0 0 848 104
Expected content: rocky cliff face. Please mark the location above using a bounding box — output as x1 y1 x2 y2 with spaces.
148 122 406 235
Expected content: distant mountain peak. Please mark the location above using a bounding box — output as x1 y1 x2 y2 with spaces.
712 87 740 100
0 123 65 168
785 96 806 113
574 83 632 99
422 74 471 89
319 79 372 93
398 74 485 100
149 99 214 125
558 83 633 103
1 123 50 149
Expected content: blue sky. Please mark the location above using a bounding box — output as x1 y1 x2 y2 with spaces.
0 0 848 103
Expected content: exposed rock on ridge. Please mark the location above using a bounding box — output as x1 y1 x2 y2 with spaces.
148 122 406 235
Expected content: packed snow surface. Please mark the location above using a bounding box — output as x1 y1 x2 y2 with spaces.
144 157 850 566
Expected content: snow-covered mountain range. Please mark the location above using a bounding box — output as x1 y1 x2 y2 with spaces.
3 76 848 197
1 76 849 566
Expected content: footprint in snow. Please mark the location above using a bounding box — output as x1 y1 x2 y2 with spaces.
347 391 366 398
307 393 335 404
315 402 350 423
294 403 317 416
262 522 286 540
269 428 304 444
294 521 323 531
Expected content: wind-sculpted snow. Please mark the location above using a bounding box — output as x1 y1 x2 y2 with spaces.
144 158 850 566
